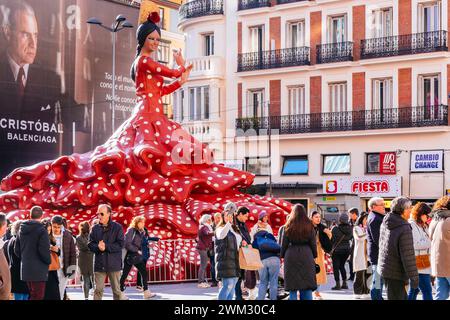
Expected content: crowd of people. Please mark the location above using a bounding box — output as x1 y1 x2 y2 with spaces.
0 204 160 300
195 195 450 300
0 195 449 301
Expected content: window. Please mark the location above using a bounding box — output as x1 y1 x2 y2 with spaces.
246 157 270 176
372 78 393 111
282 156 308 175
327 15 347 43
204 33 214 56
162 93 171 119
329 82 347 113
250 25 265 52
159 7 165 29
371 8 393 38
246 89 265 118
418 74 440 120
287 20 305 48
366 153 381 173
418 1 441 32
157 41 170 65
189 86 210 121
288 86 306 115
322 154 350 174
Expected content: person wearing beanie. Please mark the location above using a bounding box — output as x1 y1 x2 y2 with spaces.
250 210 273 241
330 212 353 290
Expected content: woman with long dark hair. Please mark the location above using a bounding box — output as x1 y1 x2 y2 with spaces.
352 212 370 299
215 211 243 300
281 204 317 300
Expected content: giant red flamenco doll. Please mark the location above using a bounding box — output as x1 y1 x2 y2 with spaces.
0 13 291 281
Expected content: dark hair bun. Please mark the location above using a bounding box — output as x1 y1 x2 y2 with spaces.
147 12 160 24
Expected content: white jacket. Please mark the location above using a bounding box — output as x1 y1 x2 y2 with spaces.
409 219 431 274
353 225 368 272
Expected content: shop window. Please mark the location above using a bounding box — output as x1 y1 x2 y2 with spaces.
282 156 308 175
322 154 350 174
366 153 380 173
246 157 270 176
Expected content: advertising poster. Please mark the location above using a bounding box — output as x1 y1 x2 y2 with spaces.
379 152 396 175
0 0 139 179
323 176 402 198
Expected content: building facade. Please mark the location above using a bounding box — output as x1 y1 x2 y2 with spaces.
177 0 450 220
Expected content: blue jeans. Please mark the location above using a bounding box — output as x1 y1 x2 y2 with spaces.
408 273 433 300
257 257 280 300
289 290 312 300
219 277 238 300
14 293 29 300
435 277 450 300
370 264 384 300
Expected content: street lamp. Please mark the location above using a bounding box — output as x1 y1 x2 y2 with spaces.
87 15 134 133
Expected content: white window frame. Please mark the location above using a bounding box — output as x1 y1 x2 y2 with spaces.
417 73 441 121
287 20 305 48
328 82 348 113
203 33 215 56
418 1 442 33
288 85 306 115
371 7 393 38
372 78 393 111
327 14 347 43
189 86 210 121
246 89 265 118
249 25 265 52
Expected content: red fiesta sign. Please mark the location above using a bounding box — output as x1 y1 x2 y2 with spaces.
380 152 396 175
351 181 390 193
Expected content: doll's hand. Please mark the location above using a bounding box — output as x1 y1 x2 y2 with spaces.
179 64 193 85
174 49 185 67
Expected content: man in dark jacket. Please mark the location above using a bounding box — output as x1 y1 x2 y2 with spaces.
14 206 50 300
88 204 126 300
347 207 359 281
234 207 252 300
378 196 419 300
0 213 11 300
367 197 386 300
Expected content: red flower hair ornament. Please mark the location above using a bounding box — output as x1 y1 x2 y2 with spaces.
147 12 160 24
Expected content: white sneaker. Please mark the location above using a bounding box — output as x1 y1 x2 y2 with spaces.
143 290 156 299
198 282 211 288
248 289 257 300
119 293 130 300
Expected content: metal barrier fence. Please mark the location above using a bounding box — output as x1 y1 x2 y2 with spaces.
68 239 333 287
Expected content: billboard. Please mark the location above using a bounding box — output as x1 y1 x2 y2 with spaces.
0 0 139 179
323 176 402 198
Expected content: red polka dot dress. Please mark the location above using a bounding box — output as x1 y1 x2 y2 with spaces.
0 56 291 280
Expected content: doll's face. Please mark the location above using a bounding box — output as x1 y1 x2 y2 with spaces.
145 30 160 53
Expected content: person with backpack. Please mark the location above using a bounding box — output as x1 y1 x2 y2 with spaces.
120 215 159 299
330 212 353 290
252 227 280 300
310 211 332 299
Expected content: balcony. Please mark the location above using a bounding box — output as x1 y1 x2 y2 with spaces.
238 0 271 11
179 0 224 20
361 30 448 60
236 105 448 135
238 47 310 72
182 120 223 143
186 55 225 79
317 41 353 64
277 0 308 4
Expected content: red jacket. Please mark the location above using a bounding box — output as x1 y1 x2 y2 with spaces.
196 225 214 251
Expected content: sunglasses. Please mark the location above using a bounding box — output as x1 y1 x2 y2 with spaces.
97 212 105 217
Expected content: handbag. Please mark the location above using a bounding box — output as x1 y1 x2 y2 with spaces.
49 251 60 271
239 247 264 271
416 252 431 270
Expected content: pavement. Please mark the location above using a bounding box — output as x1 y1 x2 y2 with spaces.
66 274 376 300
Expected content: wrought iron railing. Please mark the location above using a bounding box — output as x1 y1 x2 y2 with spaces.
236 105 448 135
238 47 310 72
238 0 271 11
316 41 353 64
361 30 448 59
277 0 308 4
179 0 224 20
